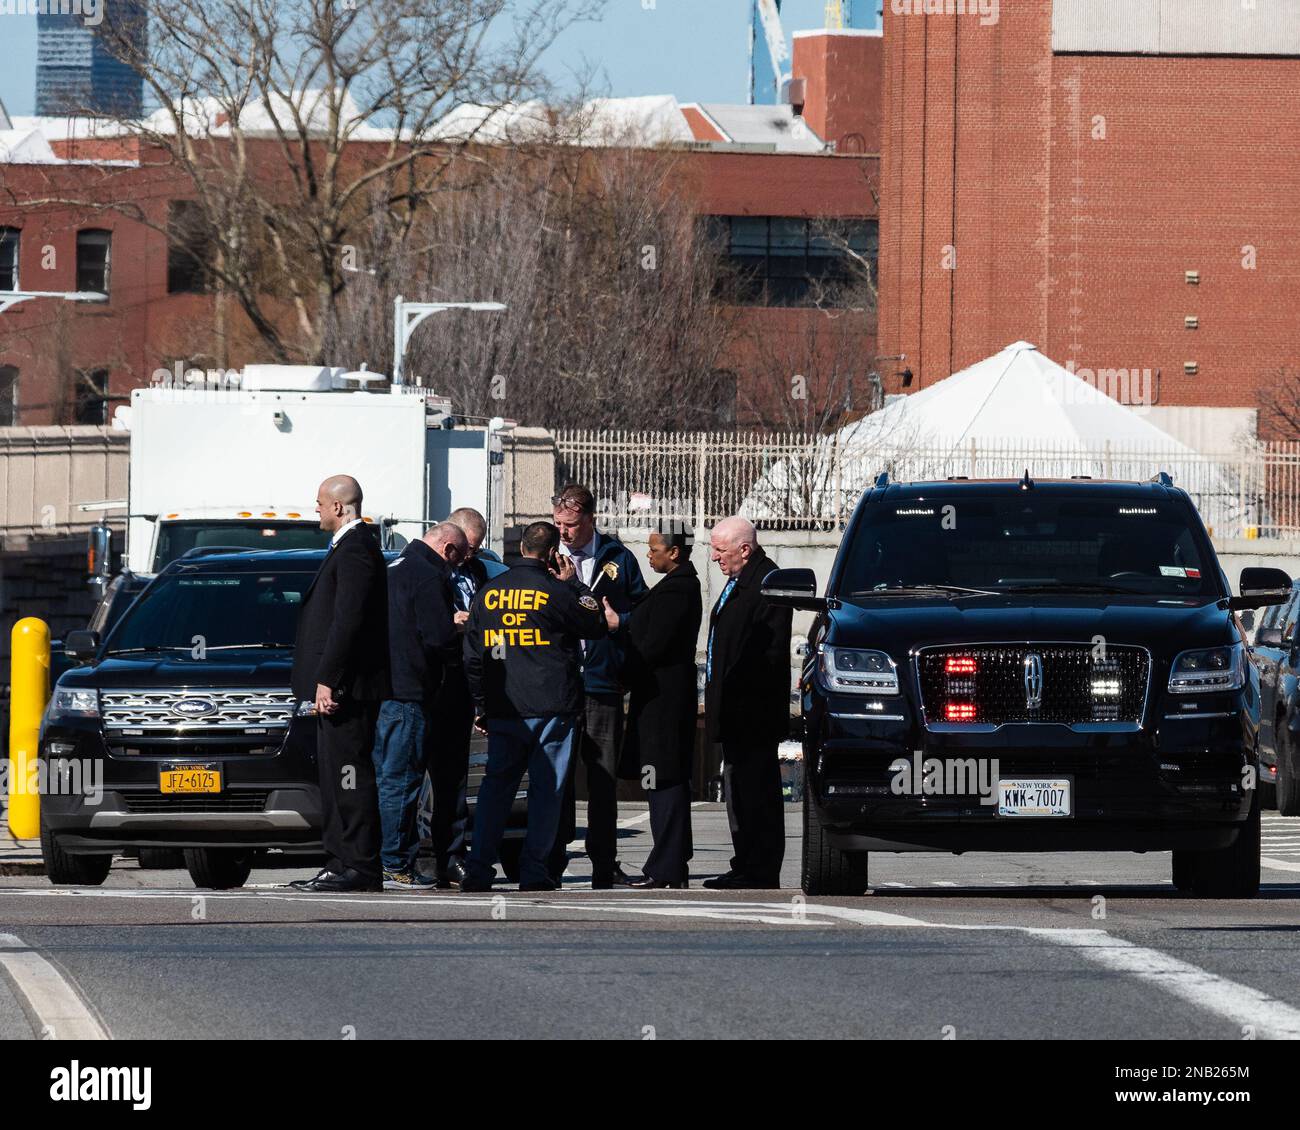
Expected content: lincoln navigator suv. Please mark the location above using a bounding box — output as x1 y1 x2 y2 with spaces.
762 474 1290 899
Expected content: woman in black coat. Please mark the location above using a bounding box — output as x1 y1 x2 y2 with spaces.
607 524 703 889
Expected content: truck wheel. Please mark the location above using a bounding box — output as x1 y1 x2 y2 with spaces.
137 848 185 870
40 818 111 886
1171 788 1261 898
184 848 253 890
801 786 869 896
499 839 523 883
1277 725 1300 816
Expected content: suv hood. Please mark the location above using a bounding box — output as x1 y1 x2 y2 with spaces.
830 595 1235 657
58 653 294 691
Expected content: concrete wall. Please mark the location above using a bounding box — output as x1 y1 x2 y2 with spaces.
0 426 128 537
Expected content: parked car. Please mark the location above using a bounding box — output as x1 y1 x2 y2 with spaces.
765 473 1289 899
1250 580 1300 814
40 548 526 889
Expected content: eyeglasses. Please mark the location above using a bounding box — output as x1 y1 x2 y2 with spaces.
551 495 589 514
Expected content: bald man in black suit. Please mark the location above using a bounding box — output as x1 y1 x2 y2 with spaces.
290 475 391 893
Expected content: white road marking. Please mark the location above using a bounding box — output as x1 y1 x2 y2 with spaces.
617 812 652 828
0 933 108 1040
1262 857 1300 873
1024 927 1300 1040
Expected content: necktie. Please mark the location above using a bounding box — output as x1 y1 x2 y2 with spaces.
706 578 737 681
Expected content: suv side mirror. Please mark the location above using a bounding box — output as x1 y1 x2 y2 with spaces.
64 630 100 661
1256 627 1285 648
1230 568 1293 610
761 568 826 612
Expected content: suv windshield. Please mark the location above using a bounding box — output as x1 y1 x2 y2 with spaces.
105 570 315 654
154 521 330 570
839 493 1220 598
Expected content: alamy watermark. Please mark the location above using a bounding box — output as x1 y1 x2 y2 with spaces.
1 757 104 805
890 753 999 805
891 0 999 27
0 0 102 27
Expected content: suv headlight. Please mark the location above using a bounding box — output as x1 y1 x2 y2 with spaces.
818 646 899 694
1168 643 1246 694
295 700 318 717
48 687 100 720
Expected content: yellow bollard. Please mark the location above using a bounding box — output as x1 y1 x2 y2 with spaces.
8 618 50 840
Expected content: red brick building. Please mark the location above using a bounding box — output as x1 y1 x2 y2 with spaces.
876 0 1300 430
0 31 882 431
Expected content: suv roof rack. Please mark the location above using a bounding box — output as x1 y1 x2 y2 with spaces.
1150 471 1174 487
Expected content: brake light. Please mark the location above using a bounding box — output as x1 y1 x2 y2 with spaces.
945 656 977 675
945 702 978 722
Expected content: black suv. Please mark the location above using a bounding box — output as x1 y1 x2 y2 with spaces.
763 475 1290 899
41 548 527 889
41 550 324 889
1249 580 1300 814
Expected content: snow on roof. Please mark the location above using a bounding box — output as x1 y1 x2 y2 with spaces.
0 128 61 164
695 102 826 152
431 95 697 147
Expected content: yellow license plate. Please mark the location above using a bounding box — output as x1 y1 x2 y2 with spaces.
159 765 222 794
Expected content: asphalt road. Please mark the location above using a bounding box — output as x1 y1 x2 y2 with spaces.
3 804 1300 1041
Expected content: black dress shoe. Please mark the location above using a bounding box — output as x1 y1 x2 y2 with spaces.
290 869 335 891
702 872 750 890
305 868 382 893
591 863 632 890
436 860 468 889
520 877 560 892
458 872 493 893
626 874 689 890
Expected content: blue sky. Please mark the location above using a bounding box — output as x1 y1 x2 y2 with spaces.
0 0 875 119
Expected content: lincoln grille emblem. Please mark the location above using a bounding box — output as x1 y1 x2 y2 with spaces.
1023 653 1043 710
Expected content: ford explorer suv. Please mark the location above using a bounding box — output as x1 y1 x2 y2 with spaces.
41 548 528 890
762 474 1290 899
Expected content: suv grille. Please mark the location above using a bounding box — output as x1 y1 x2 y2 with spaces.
123 790 271 813
918 644 1150 728
102 690 295 731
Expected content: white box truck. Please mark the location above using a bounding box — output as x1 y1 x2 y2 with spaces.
112 365 509 575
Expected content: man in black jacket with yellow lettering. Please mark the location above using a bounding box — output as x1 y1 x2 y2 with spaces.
460 521 608 892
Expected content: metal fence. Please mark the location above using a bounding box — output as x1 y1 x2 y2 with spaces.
553 430 1300 539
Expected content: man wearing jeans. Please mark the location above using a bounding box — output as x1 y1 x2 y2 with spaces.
371 522 467 890
460 521 607 892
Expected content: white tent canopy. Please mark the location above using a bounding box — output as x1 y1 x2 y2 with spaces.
742 342 1244 531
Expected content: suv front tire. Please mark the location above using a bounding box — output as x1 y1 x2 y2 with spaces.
801 788 869 896
40 814 111 886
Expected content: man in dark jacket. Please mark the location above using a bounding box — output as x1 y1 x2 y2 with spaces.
702 516 792 890
372 522 467 890
290 475 391 893
426 507 509 887
549 484 647 888
461 521 608 892
607 522 703 888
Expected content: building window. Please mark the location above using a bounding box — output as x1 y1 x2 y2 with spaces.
74 368 109 424
76 229 112 295
0 228 18 292
707 216 878 308
0 366 17 425
167 200 213 294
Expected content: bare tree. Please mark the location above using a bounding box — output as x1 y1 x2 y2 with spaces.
73 0 601 363
337 136 738 430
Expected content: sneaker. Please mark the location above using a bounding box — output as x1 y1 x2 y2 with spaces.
383 869 438 891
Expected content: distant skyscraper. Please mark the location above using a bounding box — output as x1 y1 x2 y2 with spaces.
35 1 148 118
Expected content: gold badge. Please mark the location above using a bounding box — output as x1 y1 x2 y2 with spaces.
602 562 619 582
579 594 599 611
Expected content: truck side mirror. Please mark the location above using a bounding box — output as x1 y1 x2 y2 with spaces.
762 568 826 612
64 630 101 662
86 524 113 597
1230 567 1293 610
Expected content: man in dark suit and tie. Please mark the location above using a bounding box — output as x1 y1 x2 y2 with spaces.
290 475 390 893
701 516 792 890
